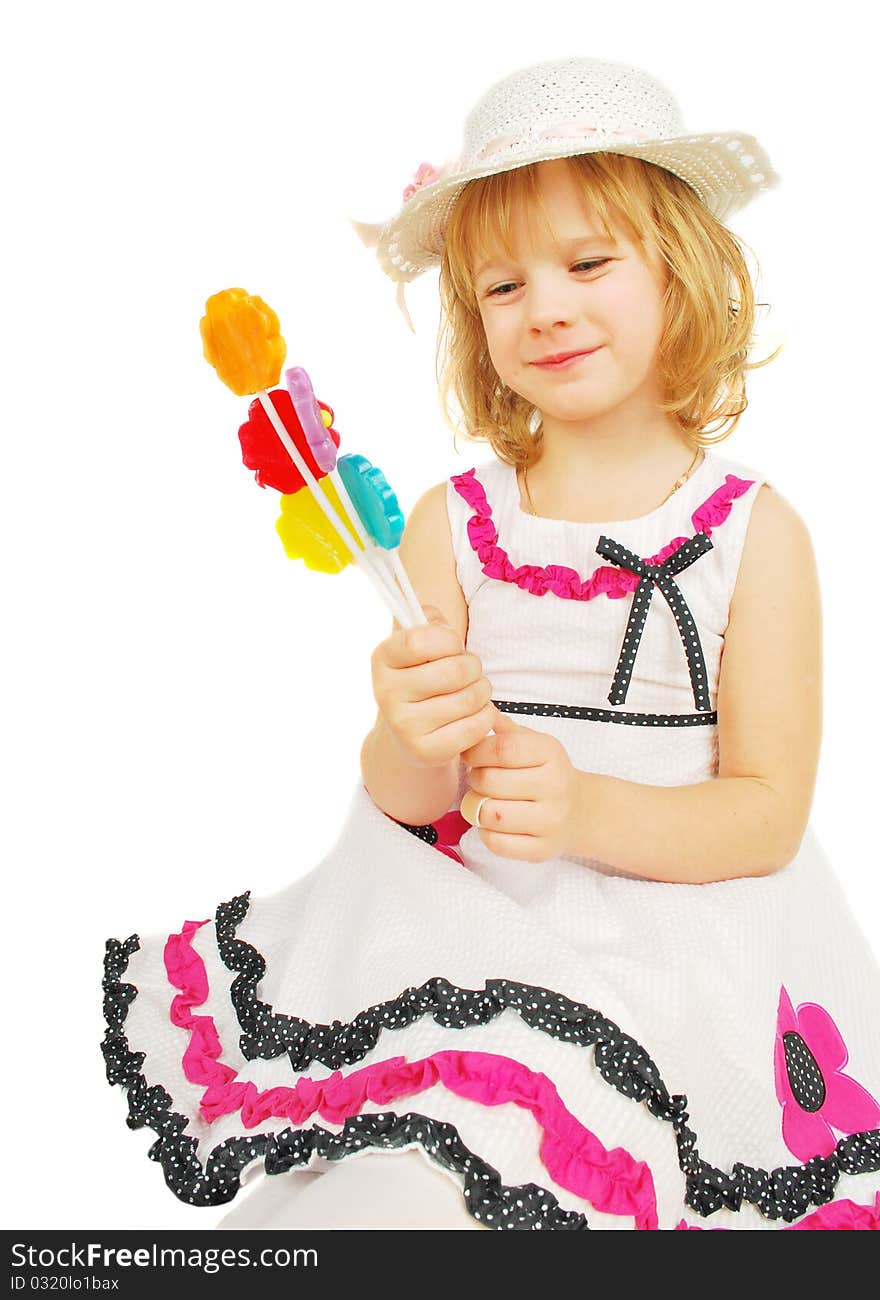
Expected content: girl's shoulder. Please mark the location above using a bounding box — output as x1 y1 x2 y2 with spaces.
710 451 819 673
703 447 812 547
446 455 508 503
688 449 817 600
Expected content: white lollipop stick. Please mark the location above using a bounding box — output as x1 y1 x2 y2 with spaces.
284 366 425 628
326 465 427 628
321 464 418 625
387 550 427 627
257 391 416 628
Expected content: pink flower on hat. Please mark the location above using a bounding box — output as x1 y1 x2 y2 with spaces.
402 162 443 202
402 158 461 202
774 984 880 1162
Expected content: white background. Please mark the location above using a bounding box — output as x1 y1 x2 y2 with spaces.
2 0 876 1230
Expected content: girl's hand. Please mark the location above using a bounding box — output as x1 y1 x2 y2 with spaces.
370 605 496 769
460 709 580 862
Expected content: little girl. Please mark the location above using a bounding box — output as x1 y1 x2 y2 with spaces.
102 57 880 1231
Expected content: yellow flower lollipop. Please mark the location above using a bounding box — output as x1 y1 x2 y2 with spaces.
276 479 362 574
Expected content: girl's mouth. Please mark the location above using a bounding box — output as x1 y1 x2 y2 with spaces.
532 347 602 371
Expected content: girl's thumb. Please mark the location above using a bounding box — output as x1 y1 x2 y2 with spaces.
423 604 452 628
422 604 465 648
491 705 517 730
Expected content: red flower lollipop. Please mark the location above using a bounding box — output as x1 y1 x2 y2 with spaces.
239 390 340 493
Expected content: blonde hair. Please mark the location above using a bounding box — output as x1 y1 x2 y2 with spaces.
436 153 780 468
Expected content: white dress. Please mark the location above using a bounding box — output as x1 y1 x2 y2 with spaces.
101 448 880 1231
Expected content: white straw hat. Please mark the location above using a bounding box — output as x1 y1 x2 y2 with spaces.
350 56 780 331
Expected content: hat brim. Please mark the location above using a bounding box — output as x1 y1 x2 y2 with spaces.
360 130 779 284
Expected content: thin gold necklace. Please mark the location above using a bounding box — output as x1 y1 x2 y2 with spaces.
521 447 705 519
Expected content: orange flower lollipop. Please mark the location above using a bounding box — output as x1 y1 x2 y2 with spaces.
200 288 286 396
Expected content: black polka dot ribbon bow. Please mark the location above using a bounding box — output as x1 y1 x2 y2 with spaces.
595 532 714 711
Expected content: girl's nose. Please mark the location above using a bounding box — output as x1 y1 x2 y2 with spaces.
528 308 573 335
530 316 569 333
524 279 578 332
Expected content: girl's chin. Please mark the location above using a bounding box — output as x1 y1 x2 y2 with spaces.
536 399 611 423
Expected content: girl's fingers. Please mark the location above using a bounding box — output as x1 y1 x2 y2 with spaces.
459 791 540 833
381 625 465 671
461 725 538 769
411 702 498 764
411 678 493 733
397 654 483 702
466 765 540 801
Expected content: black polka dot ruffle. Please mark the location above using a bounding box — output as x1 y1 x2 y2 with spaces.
200 891 880 1224
101 933 588 1226
102 915 880 1223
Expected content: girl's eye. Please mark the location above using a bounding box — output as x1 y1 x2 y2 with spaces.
486 259 610 297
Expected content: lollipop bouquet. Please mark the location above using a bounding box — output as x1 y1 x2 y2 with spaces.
200 287 428 630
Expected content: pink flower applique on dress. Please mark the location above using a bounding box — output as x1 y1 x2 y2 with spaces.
774 984 880 1162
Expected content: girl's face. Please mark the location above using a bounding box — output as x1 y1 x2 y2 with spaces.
472 160 670 432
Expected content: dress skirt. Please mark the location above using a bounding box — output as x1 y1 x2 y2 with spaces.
102 778 880 1230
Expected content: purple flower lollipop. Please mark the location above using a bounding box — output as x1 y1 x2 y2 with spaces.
285 367 337 473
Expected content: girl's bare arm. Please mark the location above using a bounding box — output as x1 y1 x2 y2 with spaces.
569 485 823 882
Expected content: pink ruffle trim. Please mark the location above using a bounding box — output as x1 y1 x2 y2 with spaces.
450 468 755 602
164 919 658 1228
164 921 877 1230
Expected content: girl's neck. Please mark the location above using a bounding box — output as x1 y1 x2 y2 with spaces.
521 419 703 523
